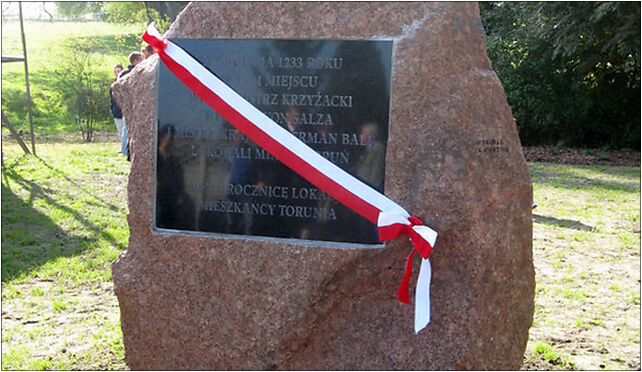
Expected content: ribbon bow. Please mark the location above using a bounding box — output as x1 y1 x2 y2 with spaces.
378 212 437 304
142 23 438 333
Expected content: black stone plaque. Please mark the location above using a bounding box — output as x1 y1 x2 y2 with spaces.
156 39 392 244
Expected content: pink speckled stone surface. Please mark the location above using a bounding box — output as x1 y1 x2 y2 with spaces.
112 2 534 369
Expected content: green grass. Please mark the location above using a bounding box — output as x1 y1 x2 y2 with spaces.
525 162 640 370
2 141 130 370
1 20 142 76
533 342 575 368
1 139 640 370
1 20 142 134
1 143 129 284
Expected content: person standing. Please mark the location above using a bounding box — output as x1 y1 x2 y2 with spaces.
118 52 143 79
110 64 124 150
142 44 154 59
116 52 144 159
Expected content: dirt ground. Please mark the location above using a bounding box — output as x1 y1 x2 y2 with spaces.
1 137 638 370
5 131 640 167
1 281 125 370
522 155 640 370
523 146 640 167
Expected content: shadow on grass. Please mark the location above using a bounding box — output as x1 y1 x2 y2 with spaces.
530 165 640 194
1 159 123 283
36 156 122 213
67 32 141 57
2 154 29 172
1 182 90 282
533 214 594 231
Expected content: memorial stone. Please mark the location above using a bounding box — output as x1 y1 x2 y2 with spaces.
112 2 535 369
156 39 393 244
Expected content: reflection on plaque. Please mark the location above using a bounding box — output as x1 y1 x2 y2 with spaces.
156 39 393 244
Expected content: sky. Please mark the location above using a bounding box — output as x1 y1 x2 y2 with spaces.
2 2 58 21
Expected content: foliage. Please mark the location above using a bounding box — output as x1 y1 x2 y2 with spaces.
1 6 181 139
481 2 640 149
145 1 188 22
1 20 141 136
102 2 148 24
54 2 187 33
54 38 112 142
54 2 106 20
533 342 570 367
102 2 174 33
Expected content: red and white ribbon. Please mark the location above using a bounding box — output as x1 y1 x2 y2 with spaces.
143 23 437 333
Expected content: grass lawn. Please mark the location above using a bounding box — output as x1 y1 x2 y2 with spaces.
1 20 143 70
1 138 640 370
1 138 130 370
1 20 143 134
524 163 641 370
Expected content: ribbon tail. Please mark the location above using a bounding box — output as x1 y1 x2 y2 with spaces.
414 257 432 333
396 249 416 304
140 27 439 333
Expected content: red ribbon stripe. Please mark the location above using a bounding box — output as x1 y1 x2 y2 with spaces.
142 25 437 311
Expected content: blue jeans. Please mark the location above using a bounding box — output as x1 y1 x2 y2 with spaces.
121 118 128 156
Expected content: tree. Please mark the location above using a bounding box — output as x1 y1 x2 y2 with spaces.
102 2 187 32
145 2 186 22
55 39 111 142
42 2 54 22
102 2 147 23
481 2 640 149
54 2 105 20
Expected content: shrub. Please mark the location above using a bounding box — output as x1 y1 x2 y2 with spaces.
481 2 640 149
54 38 111 142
